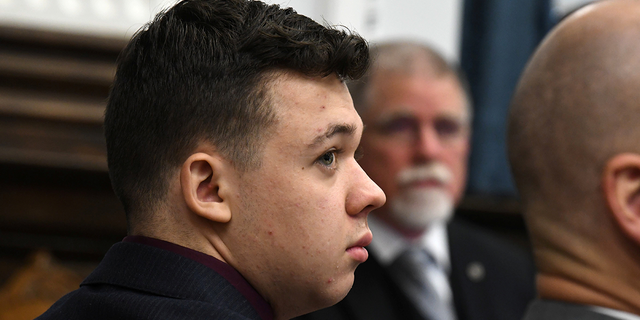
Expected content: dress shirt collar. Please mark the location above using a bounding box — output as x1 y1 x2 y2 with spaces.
368 215 450 272
591 306 640 320
123 235 273 320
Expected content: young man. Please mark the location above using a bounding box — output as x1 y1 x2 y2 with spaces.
36 1 385 319
298 41 535 320
509 0 640 319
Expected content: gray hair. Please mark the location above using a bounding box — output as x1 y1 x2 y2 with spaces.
348 41 472 120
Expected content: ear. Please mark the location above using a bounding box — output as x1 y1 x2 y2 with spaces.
603 153 640 245
180 152 232 223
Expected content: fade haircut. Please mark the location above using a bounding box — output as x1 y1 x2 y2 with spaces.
347 41 470 117
104 0 369 218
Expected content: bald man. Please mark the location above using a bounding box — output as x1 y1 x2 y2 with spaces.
508 1 640 319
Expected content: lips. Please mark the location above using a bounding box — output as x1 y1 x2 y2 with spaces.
346 231 373 263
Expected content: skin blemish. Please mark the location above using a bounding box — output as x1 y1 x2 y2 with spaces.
320 105 326 109
327 278 334 284
268 231 273 235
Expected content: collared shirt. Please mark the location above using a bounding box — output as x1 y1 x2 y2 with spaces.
123 236 273 320
367 216 453 310
591 306 640 320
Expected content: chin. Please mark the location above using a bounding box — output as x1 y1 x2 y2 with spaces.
390 188 454 229
280 282 352 320
313 273 354 311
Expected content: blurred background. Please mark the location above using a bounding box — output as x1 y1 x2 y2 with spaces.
0 0 593 318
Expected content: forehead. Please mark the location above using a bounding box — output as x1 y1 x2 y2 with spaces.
267 72 362 142
365 73 467 120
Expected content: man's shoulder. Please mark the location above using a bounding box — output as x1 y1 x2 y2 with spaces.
36 241 262 320
37 285 258 320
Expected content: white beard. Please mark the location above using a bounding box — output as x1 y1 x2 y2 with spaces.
388 162 455 231
389 186 454 231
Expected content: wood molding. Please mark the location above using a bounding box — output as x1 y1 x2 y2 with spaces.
0 26 120 172
0 26 125 261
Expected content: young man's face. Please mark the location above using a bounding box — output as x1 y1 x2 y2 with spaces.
222 72 385 318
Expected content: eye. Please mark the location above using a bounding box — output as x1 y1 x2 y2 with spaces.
435 118 463 138
318 151 336 167
316 148 343 171
380 116 418 135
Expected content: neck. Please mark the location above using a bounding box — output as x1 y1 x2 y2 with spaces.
538 273 640 315
129 214 227 264
529 204 640 316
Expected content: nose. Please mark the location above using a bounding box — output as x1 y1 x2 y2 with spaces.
415 124 444 162
346 162 386 217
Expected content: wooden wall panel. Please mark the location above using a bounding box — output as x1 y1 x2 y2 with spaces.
0 27 127 272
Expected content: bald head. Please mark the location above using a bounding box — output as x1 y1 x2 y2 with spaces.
508 0 640 311
509 0 640 214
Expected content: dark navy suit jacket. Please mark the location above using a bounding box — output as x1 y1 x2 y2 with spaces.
36 240 266 320
296 218 536 320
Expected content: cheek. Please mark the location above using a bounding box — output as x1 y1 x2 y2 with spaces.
309 193 345 231
362 145 410 190
445 150 469 200
239 177 308 239
363 142 411 173
280 189 346 242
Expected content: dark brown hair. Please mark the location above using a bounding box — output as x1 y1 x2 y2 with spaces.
104 0 369 217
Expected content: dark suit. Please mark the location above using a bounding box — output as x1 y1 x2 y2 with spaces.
296 218 535 320
523 300 621 320
36 241 263 320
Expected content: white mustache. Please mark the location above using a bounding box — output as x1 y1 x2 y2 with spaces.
396 162 452 186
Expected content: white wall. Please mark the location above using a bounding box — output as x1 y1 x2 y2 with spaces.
0 0 179 39
0 0 463 61
552 0 597 17
270 0 464 62
0 0 599 61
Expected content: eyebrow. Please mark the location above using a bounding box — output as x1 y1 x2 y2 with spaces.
373 111 415 126
374 110 469 127
307 123 358 149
